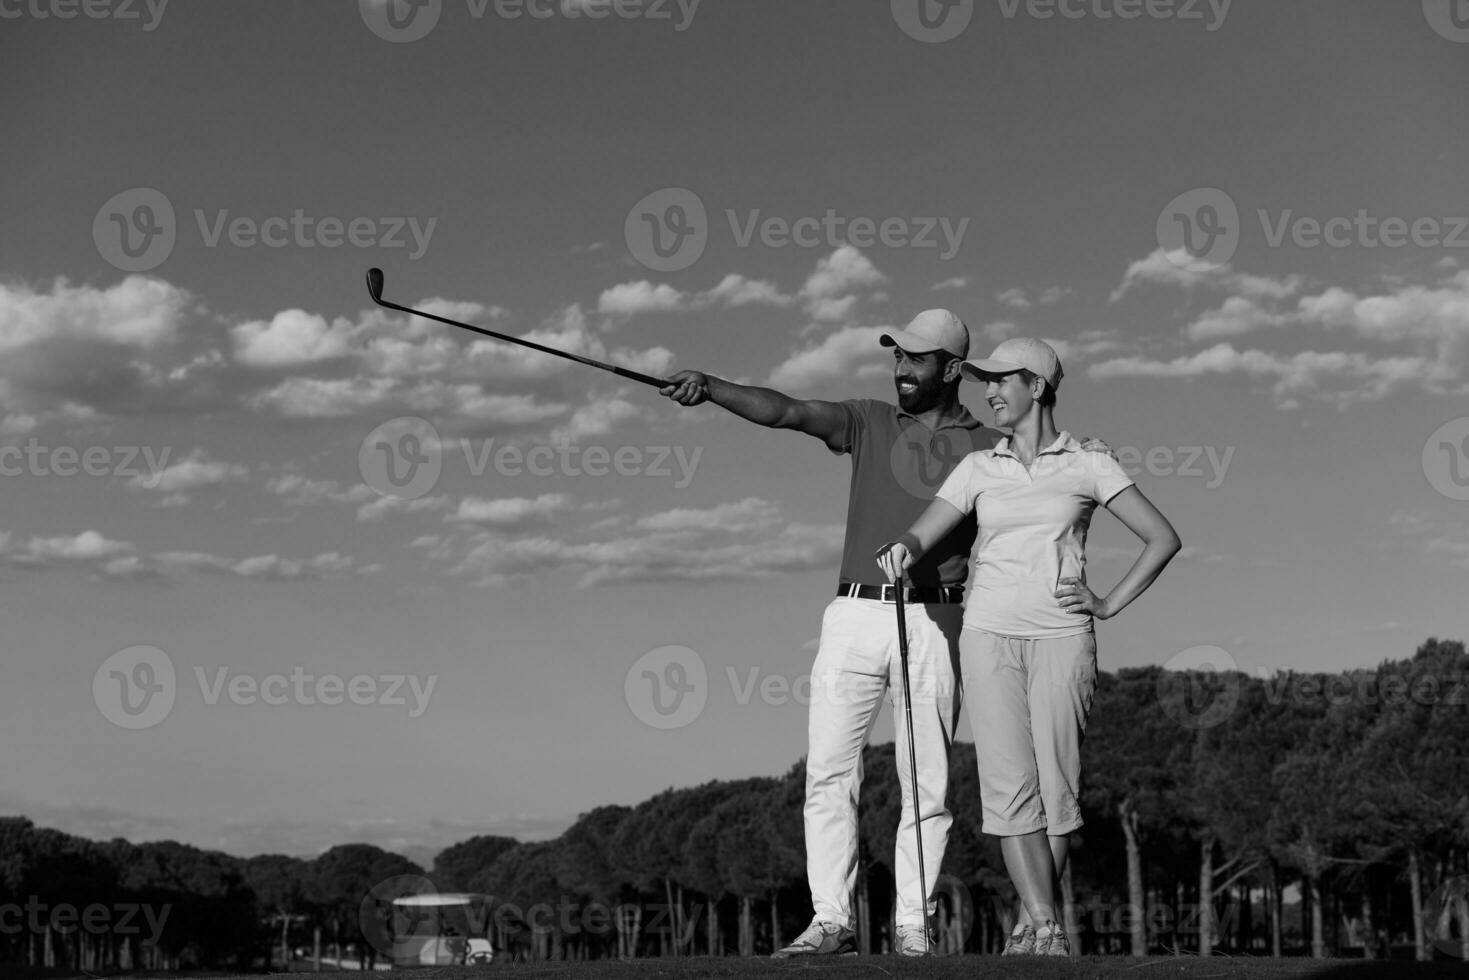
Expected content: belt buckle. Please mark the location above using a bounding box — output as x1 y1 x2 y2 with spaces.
880 584 899 604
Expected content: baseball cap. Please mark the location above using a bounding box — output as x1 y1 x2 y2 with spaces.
879 309 970 360
962 337 1064 392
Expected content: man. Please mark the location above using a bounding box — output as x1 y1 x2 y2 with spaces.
660 310 989 957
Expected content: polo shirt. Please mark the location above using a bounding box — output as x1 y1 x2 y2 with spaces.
935 431 1134 638
833 399 998 589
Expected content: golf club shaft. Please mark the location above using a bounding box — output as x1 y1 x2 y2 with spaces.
366 269 671 388
893 574 930 951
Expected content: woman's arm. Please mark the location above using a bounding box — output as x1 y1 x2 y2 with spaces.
1057 485 1181 619
875 498 968 583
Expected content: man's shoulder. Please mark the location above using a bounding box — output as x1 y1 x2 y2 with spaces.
967 426 1004 450
844 398 899 434
848 397 892 415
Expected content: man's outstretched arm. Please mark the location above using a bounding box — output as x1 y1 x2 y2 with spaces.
661 370 849 452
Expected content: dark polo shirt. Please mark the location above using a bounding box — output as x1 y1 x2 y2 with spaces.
832 399 1000 589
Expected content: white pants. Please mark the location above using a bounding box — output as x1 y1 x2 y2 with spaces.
804 597 964 929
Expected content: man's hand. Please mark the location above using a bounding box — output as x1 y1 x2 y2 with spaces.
875 542 916 584
1078 435 1117 459
661 370 711 406
1056 576 1111 618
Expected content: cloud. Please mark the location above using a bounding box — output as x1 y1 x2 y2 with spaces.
1089 342 1441 406
596 274 792 317
266 474 454 523
996 288 1031 311
426 496 843 588
597 281 689 316
979 321 1018 344
547 396 646 444
632 497 782 535
1101 258 1469 402
0 522 374 582
1110 249 1303 303
267 474 376 507
230 309 357 367
799 247 886 322
1295 270 1469 373
401 383 570 425
128 450 247 496
1186 296 1291 341
0 276 225 422
20 530 132 562
0 275 188 352
1386 509 1469 570
931 276 970 292
357 495 453 523
447 493 576 527
0 276 678 435
766 326 888 390
997 286 1069 310
249 377 400 418
150 549 370 581
1043 330 1124 365
703 274 792 309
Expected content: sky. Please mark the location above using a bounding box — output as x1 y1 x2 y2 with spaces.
2 0 1467 862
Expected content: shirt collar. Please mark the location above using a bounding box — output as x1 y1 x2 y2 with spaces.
895 404 983 432
993 430 1078 459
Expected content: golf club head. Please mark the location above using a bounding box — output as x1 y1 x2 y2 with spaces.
366 267 385 303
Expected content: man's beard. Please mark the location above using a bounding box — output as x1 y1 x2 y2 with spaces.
897 374 945 413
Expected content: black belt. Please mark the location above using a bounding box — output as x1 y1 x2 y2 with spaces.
838 582 964 605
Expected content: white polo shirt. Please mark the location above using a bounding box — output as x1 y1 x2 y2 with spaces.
935 431 1134 639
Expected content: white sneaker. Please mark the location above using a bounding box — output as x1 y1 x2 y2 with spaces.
771 919 857 958
895 923 934 956
1036 922 1071 956
1002 923 1036 955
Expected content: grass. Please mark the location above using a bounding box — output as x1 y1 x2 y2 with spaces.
16 955 1469 980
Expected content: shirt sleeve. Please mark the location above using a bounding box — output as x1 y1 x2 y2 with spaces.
934 452 981 515
1086 450 1136 504
829 399 868 456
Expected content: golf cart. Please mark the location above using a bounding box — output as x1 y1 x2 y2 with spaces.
388 892 494 966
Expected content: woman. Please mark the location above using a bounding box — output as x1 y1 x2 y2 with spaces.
876 337 1181 957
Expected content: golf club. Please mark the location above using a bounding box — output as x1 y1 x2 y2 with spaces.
892 572 931 955
365 267 673 389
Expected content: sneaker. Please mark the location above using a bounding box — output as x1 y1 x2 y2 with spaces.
1036 924 1071 956
1001 924 1036 956
771 920 857 958
895 923 934 957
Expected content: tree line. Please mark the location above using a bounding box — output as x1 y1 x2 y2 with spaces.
2 637 1465 969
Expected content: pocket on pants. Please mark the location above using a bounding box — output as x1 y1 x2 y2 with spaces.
1057 633 1099 720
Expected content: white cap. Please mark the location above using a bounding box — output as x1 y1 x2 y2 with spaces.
879 309 971 360
962 337 1064 392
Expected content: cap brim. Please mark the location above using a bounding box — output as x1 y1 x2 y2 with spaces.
960 358 1024 381
879 330 944 354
